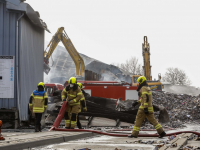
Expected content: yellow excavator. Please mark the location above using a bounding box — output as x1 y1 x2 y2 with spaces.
132 36 163 91
43 27 85 78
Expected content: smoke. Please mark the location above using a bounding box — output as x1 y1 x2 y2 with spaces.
91 62 132 83
163 84 200 96
44 42 97 84
44 42 74 84
44 42 132 84
101 71 121 82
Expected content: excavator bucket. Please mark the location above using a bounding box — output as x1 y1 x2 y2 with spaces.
158 106 170 123
44 62 51 74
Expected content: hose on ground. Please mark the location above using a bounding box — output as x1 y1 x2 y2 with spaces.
105 128 176 134
52 127 200 137
106 128 175 132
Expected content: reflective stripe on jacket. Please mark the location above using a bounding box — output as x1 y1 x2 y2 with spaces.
138 86 154 112
61 86 84 106
29 90 48 113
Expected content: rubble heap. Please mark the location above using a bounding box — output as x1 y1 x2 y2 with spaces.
152 91 200 128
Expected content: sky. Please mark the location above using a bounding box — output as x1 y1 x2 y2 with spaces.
26 0 200 87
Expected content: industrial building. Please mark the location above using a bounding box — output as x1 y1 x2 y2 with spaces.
0 0 49 126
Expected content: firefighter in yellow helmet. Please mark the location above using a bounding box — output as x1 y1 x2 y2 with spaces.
128 76 166 138
77 82 87 129
77 83 87 112
29 82 48 132
61 77 84 129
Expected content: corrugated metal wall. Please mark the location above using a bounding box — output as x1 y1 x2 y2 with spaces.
0 1 20 109
0 1 44 121
19 16 44 121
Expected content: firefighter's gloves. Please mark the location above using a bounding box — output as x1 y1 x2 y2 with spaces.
132 102 139 107
68 99 75 105
144 108 149 114
83 107 87 112
66 85 70 91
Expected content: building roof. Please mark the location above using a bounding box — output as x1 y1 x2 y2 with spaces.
5 0 50 32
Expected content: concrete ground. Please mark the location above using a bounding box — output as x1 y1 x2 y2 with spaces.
37 135 158 150
0 129 95 150
32 124 200 150
0 121 200 150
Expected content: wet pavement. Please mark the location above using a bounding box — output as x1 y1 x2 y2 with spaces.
32 135 160 150
0 123 200 150
31 124 200 150
0 129 95 150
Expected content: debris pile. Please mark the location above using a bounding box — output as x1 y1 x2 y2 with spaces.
46 97 137 125
152 91 200 128
125 133 200 150
126 91 200 129
45 89 200 130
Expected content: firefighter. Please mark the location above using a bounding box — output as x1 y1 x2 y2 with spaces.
62 77 84 129
128 76 166 138
77 82 87 129
29 82 48 132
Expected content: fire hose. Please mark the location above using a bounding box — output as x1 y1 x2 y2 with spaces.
104 128 176 134
53 128 200 137
106 128 175 132
49 101 200 137
49 101 68 131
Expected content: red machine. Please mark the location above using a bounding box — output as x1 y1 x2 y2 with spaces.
64 81 138 101
45 83 64 97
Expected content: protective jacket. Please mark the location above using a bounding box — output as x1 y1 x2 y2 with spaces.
29 90 48 113
61 85 83 106
137 86 154 113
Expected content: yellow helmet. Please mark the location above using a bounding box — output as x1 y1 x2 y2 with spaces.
77 82 82 89
38 82 45 88
68 77 77 84
137 76 146 84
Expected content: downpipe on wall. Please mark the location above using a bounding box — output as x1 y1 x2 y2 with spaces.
16 13 24 123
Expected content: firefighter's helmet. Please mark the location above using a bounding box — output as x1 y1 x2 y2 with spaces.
38 82 45 88
137 76 146 84
77 83 82 89
68 77 77 84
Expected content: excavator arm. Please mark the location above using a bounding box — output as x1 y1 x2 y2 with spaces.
61 30 85 77
44 27 63 74
44 27 85 77
142 36 152 81
132 36 163 91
